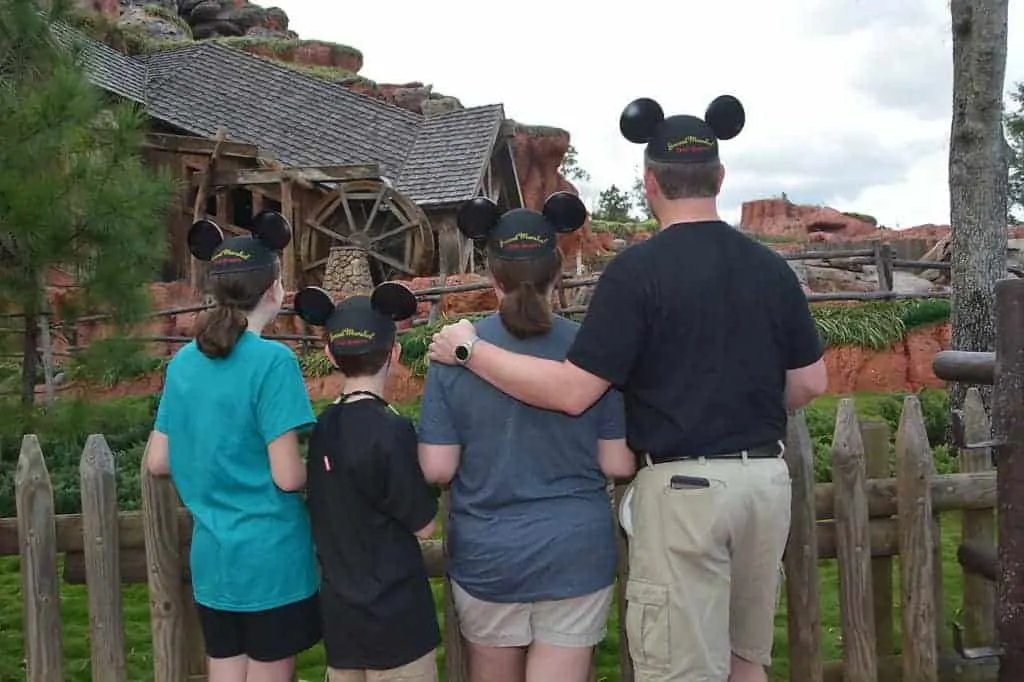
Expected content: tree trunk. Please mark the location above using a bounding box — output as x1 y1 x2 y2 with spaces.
948 0 1011 678
948 0 1010 414
20 309 39 409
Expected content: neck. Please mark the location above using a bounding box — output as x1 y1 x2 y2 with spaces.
246 309 275 335
342 373 387 399
655 198 721 229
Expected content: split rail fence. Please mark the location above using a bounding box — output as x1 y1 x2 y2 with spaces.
0 385 1000 682
0 242 952 363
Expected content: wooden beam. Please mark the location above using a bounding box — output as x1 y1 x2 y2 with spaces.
280 179 297 289
190 129 228 290
143 133 259 160
191 164 381 188
61 540 446 585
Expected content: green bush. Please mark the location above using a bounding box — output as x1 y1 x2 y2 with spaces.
803 390 955 483
0 389 958 517
398 300 952 379
0 396 158 515
64 336 165 387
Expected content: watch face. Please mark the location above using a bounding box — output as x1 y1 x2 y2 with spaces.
455 345 469 361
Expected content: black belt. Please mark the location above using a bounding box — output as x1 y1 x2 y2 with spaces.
646 442 784 465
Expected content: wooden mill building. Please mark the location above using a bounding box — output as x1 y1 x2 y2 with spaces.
61 24 524 290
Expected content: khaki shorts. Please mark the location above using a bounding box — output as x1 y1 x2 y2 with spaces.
451 580 613 648
326 650 437 682
623 453 791 681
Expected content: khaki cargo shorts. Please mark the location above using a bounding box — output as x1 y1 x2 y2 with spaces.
326 650 437 682
622 451 791 681
451 580 613 648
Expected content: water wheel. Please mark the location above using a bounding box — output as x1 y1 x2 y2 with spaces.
303 179 435 284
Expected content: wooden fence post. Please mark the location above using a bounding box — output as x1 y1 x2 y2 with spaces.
80 434 127 682
613 482 635 682
141 438 188 682
896 396 938 682
958 387 996 647
15 435 62 682
992 277 1024 681
830 398 878 682
873 241 894 292
783 410 823 682
440 491 469 682
861 420 894 655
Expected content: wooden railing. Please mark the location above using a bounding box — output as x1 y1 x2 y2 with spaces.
0 384 1000 682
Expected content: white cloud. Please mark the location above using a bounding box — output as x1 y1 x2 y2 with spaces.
273 0 1024 229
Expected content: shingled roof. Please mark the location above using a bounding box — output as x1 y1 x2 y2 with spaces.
57 25 506 207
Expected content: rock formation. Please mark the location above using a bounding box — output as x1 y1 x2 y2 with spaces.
741 198 880 241
509 124 602 261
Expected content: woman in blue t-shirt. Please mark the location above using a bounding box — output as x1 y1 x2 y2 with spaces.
145 213 320 682
417 194 635 682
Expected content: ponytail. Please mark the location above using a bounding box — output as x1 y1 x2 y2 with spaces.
194 305 248 359
499 280 554 339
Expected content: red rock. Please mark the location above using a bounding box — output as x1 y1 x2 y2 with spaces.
76 0 118 17
510 127 604 261
741 199 878 241
408 275 497 316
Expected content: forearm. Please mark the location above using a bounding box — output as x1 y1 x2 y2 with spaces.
466 341 579 413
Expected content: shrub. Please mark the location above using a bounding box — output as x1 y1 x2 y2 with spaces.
0 389 957 517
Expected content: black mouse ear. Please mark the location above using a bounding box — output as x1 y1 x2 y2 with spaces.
187 219 224 261
705 95 745 141
249 211 292 251
620 98 664 144
293 286 334 326
542 192 588 234
457 197 502 241
371 281 418 322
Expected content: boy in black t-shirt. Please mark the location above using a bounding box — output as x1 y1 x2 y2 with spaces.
295 282 440 682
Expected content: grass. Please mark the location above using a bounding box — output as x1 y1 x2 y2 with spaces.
0 515 972 681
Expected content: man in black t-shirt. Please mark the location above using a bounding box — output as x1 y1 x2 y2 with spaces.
294 283 441 682
427 96 827 682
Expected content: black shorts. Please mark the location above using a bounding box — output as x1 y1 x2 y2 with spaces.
195 593 322 662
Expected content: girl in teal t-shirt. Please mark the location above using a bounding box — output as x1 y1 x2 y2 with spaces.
145 213 320 682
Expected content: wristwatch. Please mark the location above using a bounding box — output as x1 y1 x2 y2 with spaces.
454 335 479 365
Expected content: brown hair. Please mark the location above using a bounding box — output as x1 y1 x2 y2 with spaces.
334 347 392 379
194 262 279 359
489 249 562 339
646 156 723 200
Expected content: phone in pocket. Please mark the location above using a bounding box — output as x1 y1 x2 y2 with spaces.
670 475 711 490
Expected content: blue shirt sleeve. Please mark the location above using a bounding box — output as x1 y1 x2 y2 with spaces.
255 351 316 445
597 387 627 440
417 364 460 445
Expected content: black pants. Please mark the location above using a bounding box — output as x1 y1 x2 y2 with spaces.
195 593 322 662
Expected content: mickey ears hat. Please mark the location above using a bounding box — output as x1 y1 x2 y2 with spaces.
455 192 588 260
294 282 418 356
187 211 293 274
620 95 745 164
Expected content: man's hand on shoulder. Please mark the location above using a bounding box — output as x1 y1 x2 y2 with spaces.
428 319 476 366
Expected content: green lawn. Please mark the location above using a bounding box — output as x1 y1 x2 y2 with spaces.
0 516 973 682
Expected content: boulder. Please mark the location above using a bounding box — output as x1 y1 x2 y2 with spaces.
118 6 190 41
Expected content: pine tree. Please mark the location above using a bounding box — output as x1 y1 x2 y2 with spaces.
0 0 174 406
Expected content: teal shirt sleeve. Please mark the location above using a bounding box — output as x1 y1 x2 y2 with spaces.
154 364 174 433
256 352 316 445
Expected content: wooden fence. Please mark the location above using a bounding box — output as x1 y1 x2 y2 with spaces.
0 242 954 359
0 385 1000 682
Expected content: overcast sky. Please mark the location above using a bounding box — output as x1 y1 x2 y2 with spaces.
275 0 1023 228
